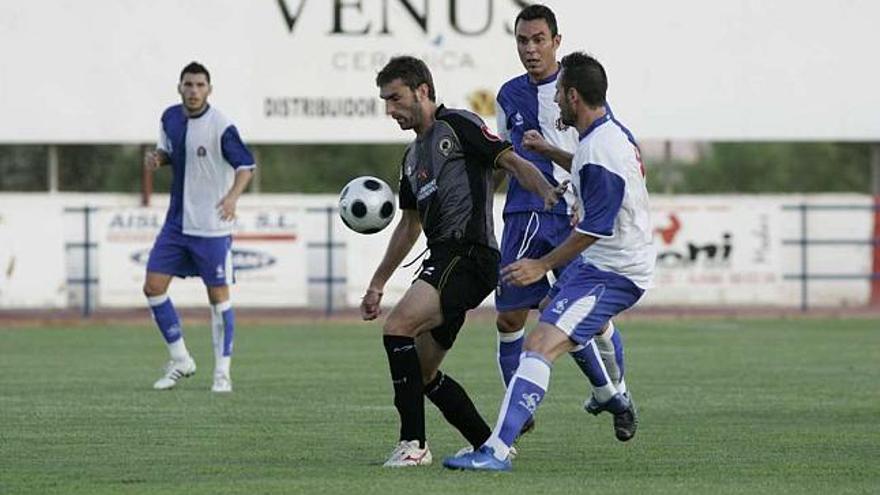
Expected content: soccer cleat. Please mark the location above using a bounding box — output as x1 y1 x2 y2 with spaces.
153 357 196 390
454 444 517 459
211 372 232 393
583 392 638 442
382 440 432 467
584 395 604 416
583 392 629 416
613 393 638 442
442 445 511 472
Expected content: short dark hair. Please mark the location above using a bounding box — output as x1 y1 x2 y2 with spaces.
559 52 607 107
515 4 558 37
375 56 436 102
180 61 210 83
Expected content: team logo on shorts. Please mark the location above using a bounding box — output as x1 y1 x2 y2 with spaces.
215 264 225 280
513 112 524 127
551 298 569 315
438 137 453 157
197 146 207 157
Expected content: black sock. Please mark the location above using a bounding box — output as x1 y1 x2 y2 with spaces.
425 370 491 449
383 335 425 448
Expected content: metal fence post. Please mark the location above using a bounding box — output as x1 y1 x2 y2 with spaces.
83 205 92 317
306 206 346 316
325 206 334 317
799 203 808 312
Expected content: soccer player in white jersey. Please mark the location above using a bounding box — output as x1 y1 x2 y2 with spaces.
494 4 630 440
444 52 655 471
143 62 255 393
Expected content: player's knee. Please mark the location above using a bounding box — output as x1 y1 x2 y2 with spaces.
142 281 164 298
496 311 526 333
382 315 415 337
523 324 570 361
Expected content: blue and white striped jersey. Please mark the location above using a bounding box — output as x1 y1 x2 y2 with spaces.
157 104 255 237
495 70 577 216
571 111 655 289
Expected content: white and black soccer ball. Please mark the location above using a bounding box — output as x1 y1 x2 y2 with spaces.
338 176 396 234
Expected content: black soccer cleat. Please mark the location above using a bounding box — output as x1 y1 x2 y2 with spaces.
584 395 603 416
583 392 638 442
612 393 638 442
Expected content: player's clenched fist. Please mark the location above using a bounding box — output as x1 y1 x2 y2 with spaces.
522 129 551 155
360 288 383 320
143 150 167 171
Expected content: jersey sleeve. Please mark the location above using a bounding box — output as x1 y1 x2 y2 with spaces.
440 113 512 169
494 99 510 142
575 163 625 238
398 148 417 210
220 125 256 169
157 121 171 154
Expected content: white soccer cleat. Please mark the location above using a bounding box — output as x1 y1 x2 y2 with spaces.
211 372 232 393
382 440 432 467
454 444 517 459
153 357 196 390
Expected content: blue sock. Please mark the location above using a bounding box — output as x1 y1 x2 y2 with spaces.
221 305 234 356
570 340 609 387
611 329 625 378
148 294 182 344
212 301 234 375
485 352 551 460
497 329 524 387
571 339 618 402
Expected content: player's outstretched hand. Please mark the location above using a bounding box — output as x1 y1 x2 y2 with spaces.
502 258 550 287
522 130 550 155
361 288 383 320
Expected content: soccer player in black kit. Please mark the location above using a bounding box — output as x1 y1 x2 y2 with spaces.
360 56 566 467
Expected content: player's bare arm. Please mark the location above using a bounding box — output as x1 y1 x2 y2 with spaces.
143 149 170 171
522 129 573 171
361 209 422 320
492 168 508 192
216 169 254 221
501 230 597 287
496 150 568 210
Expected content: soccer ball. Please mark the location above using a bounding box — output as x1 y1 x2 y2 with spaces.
338 176 396 234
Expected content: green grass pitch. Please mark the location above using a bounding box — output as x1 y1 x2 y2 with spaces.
1 317 878 494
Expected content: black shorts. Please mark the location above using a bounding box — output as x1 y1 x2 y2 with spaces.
416 242 500 350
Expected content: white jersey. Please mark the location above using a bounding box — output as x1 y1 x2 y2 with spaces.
570 111 655 289
157 104 255 237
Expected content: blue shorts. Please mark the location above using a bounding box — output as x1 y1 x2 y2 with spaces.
146 227 234 287
495 211 573 311
539 260 644 346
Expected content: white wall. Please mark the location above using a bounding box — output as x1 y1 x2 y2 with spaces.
2 1 879 143
0 192 872 310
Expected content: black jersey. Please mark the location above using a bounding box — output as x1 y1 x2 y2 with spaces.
398 105 512 250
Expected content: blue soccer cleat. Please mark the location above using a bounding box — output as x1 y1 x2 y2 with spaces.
442 445 512 472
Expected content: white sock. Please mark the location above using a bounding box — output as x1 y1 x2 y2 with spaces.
595 321 623 388
168 339 190 362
